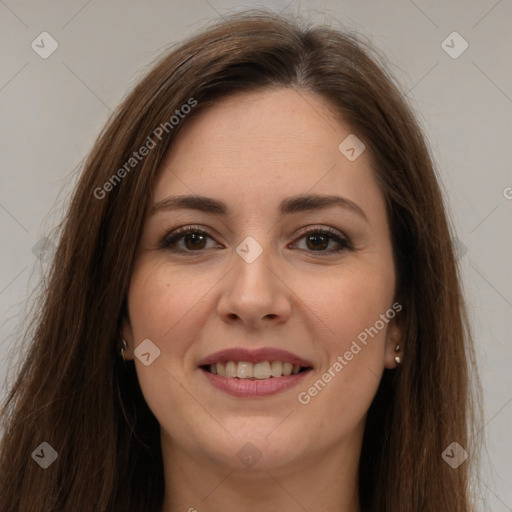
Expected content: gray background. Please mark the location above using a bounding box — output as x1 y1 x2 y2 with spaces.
0 0 510 509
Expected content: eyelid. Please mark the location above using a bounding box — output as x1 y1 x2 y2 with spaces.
293 224 347 240
290 225 353 252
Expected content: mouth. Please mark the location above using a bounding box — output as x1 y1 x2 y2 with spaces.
197 348 313 397
200 360 311 379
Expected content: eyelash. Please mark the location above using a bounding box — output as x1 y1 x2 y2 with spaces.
159 225 353 256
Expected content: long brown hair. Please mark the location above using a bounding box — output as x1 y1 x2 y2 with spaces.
0 10 481 511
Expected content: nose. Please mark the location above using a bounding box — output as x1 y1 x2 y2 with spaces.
217 239 292 329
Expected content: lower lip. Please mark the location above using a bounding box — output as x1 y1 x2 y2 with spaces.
200 368 311 397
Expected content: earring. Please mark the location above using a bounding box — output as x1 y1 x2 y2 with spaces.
394 344 402 365
120 338 128 359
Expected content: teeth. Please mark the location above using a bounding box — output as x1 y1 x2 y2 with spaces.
208 361 306 379
253 361 271 379
225 361 237 378
237 361 253 379
282 362 293 376
270 361 282 377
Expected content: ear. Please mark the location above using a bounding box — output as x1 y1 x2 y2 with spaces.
120 315 134 361
383 313 403 370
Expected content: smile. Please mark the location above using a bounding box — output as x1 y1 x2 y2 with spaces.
203 360 307 379
198 348 313 397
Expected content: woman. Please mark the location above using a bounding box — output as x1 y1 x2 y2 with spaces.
0 10 481 511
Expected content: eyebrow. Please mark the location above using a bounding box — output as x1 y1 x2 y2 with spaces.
151 193 368 222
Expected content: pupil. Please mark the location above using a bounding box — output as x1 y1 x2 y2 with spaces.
307 234 328 250
186 233 205 250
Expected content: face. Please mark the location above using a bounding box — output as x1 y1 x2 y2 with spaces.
122 88 402 474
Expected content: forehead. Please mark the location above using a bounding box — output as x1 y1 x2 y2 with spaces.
162 88 342 172
153 88 384 220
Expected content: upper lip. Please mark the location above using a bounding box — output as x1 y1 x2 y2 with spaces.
197 347 313 367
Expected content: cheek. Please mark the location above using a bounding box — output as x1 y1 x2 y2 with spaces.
125 265 201 414
127 262 208 348
297 323 387 442
126 265 205 425
294 267 393 419
296 261 394 348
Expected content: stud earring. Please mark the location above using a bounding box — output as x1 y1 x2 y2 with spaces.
120 338 128 359
394 344 402 365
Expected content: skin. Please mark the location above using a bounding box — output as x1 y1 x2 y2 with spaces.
122 88 403 512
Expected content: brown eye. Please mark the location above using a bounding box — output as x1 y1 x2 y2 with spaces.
160 227 219 253
305 233 330 251
292 227 352 255
182 232 207 251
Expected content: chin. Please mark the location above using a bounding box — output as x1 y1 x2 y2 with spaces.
202 422 310 472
